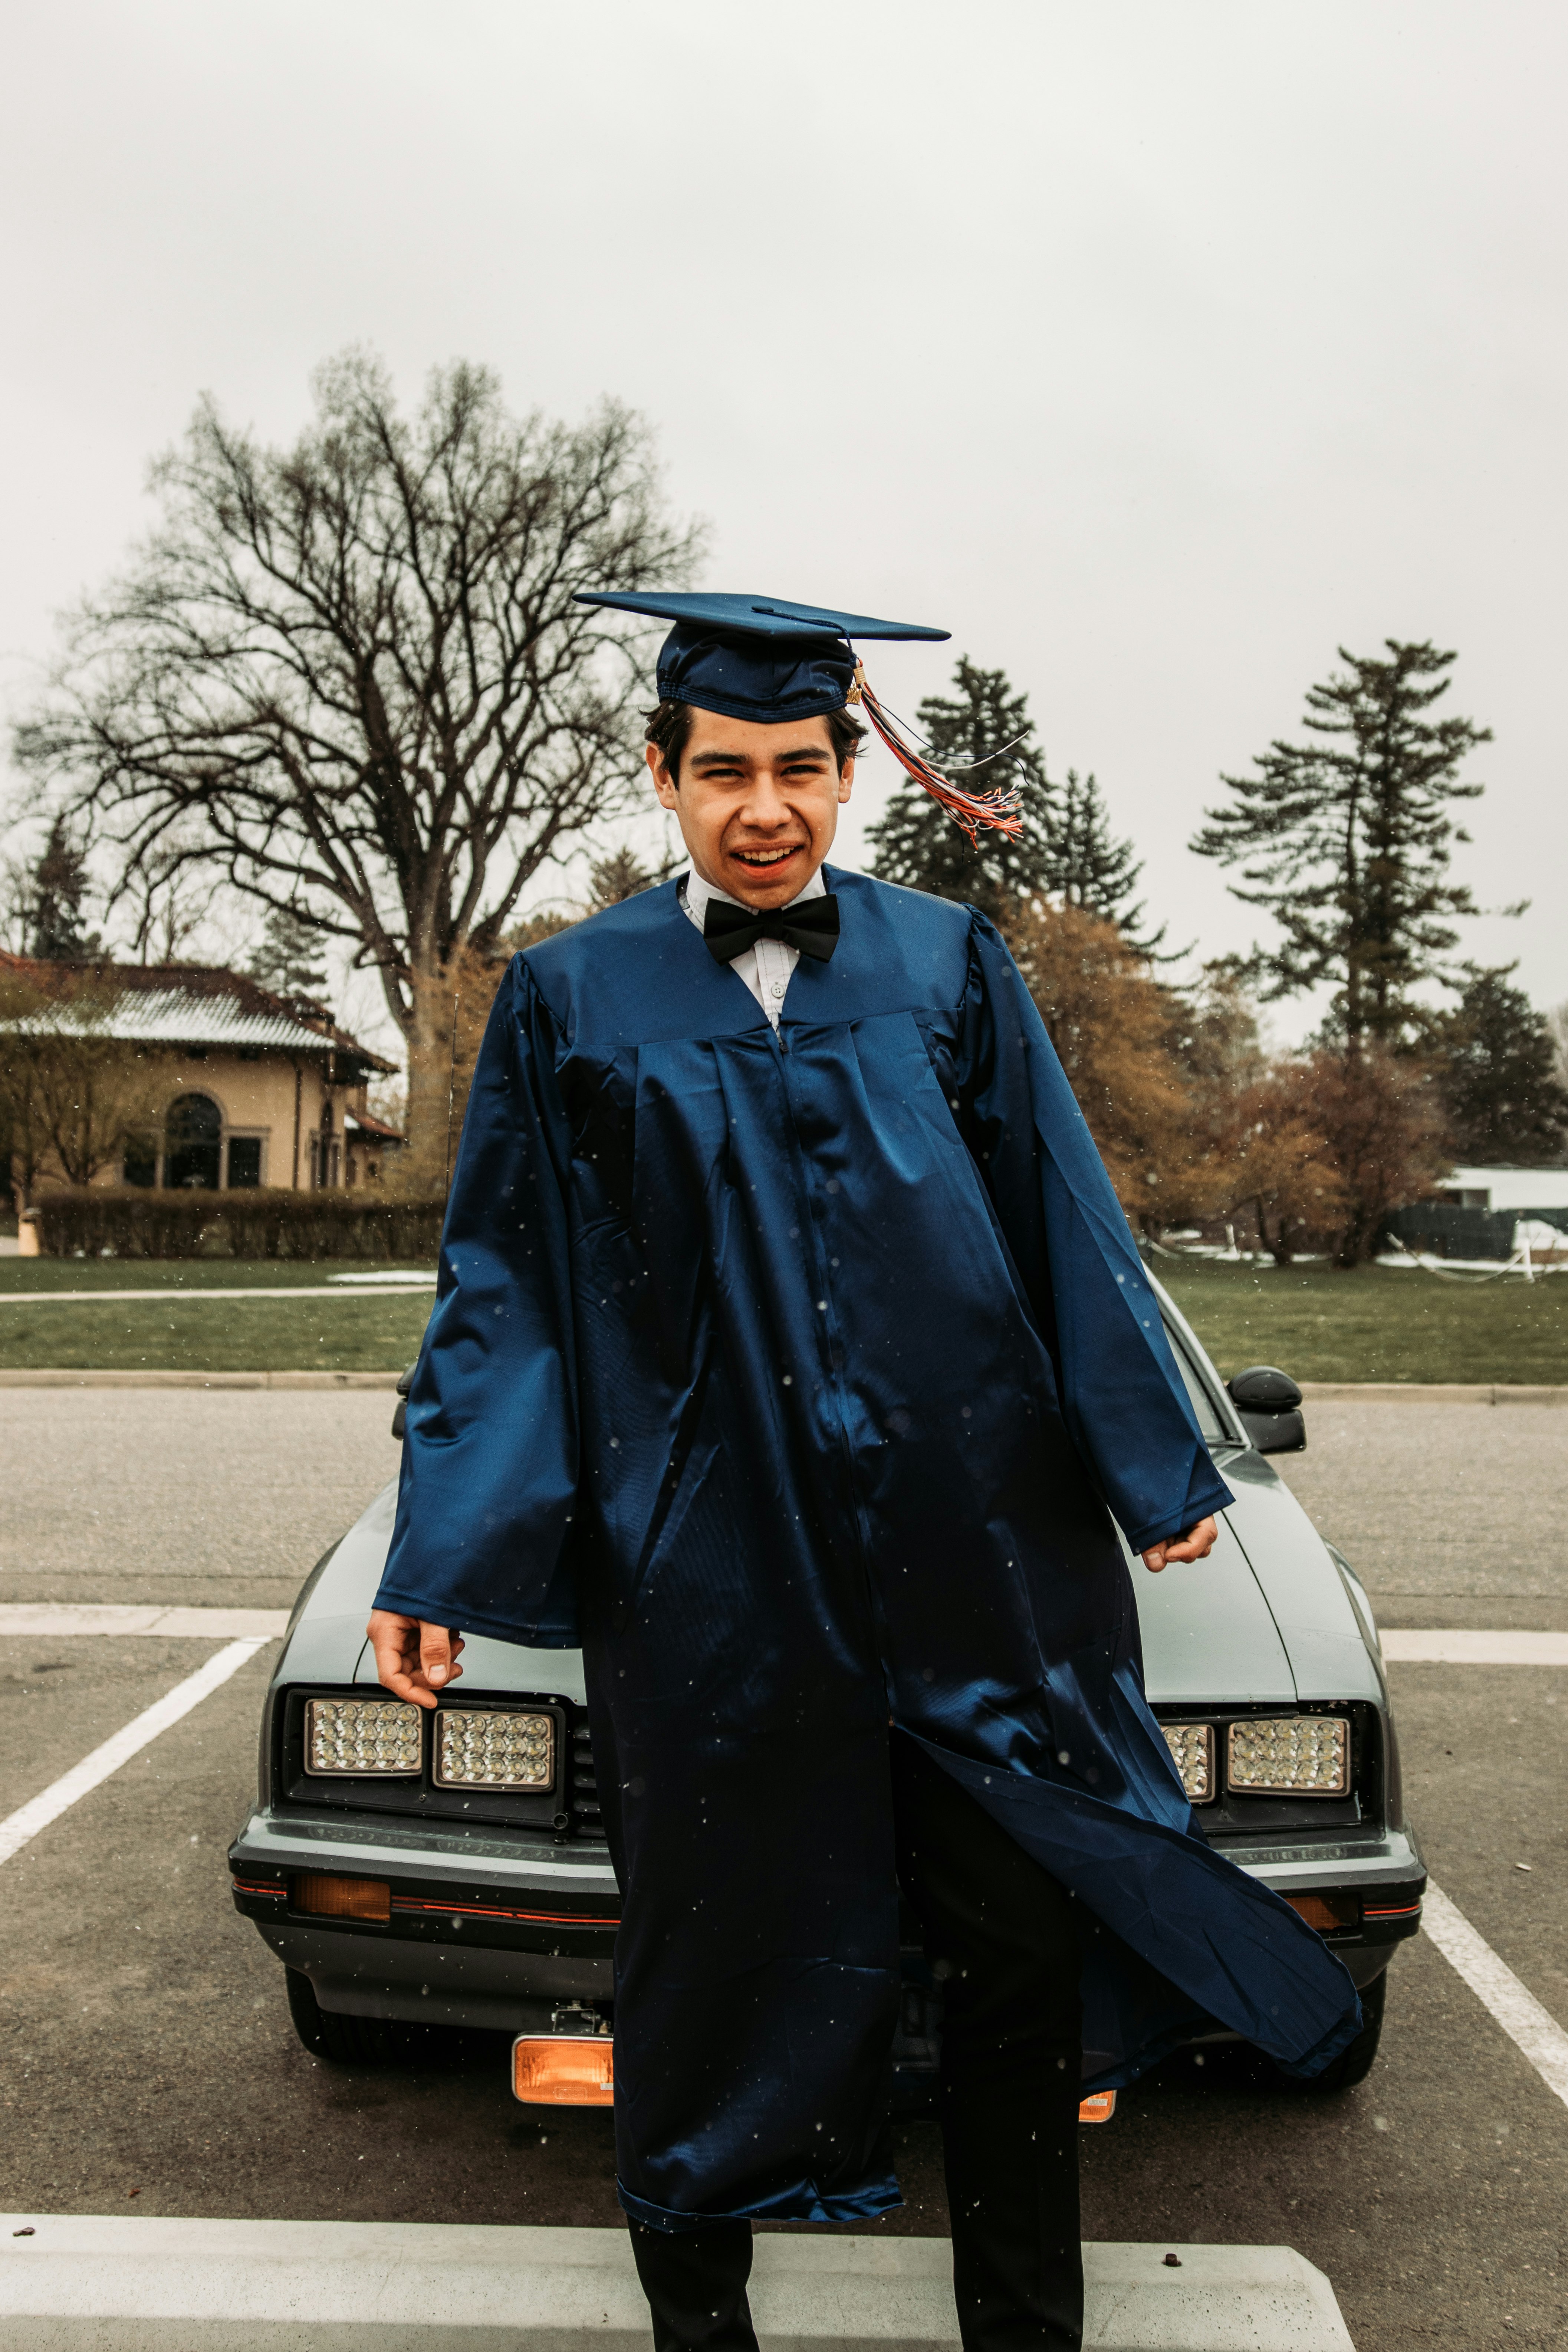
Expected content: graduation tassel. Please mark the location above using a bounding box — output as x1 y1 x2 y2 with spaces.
848 663 1025 843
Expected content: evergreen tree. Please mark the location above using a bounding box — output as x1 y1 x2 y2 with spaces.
867 657 1159 945
22 819 98 959
1191 640 1492 1047
866 658 1056 923
1051 767 1165 953
1417 965 1568 1166
586 847 658 908
247 906 330 1003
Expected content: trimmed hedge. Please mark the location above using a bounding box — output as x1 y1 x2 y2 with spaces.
32 1187 445 1262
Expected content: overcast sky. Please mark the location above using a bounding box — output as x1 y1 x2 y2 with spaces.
3 0 1563 1049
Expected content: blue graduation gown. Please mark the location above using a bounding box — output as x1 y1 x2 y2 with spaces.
375 869 1361 2230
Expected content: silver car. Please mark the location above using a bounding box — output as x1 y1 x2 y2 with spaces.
229 1276 1425 2102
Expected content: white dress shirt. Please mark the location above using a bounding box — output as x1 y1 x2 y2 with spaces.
680 865 827 1030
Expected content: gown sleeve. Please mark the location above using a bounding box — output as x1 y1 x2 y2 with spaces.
372 954 582 1645
958 912 1233 1555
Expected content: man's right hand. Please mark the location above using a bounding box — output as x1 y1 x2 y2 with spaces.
366 1610 464 1709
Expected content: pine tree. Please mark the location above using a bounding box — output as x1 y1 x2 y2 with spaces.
1051 768 1165 953
867 657 1158 945
1191 640 1492 1047
1417 965 1568 1166
247 906 330 1003
866 659 1056 922
23 819 98 959
586 848 658 908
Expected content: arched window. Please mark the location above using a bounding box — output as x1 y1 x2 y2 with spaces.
165 1093 223 1190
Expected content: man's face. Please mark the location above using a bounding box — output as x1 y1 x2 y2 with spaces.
647 709 854 909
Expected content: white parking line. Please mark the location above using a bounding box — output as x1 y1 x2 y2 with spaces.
0 1604 289 1639
1423 1882 1568 2110
0 1638 271 1868
1381 1629 1568 1664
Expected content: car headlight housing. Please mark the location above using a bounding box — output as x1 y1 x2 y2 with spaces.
304 1696 423 1777
434 1708 556 1791
1161 1722 1215 1803
1227 1716 1349 1796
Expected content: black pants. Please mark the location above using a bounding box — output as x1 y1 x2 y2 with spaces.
630 1733 1085 2352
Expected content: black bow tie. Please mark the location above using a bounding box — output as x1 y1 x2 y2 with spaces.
701 891 841 966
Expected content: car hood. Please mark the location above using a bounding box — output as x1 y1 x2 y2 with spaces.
276 1481 589 1704
286 1459 1380 1715
1219 1451 1384 1705
1127 1498 1294 1705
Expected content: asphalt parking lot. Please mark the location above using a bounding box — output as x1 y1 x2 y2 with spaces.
1 1391 1565 2349
0 1389 400 1610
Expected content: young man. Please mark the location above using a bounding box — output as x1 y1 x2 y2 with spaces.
368 595 1359 2352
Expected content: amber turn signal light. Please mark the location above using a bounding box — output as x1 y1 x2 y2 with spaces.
292 1873 391 1922
1078 2091 1116 2124
1284 1892 1359 1933
512 2035 615 2105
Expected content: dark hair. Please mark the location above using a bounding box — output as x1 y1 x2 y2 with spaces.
644 699 867 782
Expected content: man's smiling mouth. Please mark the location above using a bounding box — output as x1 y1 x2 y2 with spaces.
731 845 803 867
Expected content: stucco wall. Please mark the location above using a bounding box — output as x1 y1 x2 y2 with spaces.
65 1050 383 1192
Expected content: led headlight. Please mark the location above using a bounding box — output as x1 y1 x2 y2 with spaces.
1161 1722 1215 1803
1227 1716 1349 1796
305 1696 423 1776
434 1709 555 1791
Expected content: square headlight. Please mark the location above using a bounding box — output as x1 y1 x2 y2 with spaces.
434 1708 556 1792
305 1696 423 1777
1161 1722 1215 1803
1227 1716 1349 1796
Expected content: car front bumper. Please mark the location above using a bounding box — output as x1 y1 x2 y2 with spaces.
229 1807 619 2031
1209 1821 1427 1990
231 1807 1426 2030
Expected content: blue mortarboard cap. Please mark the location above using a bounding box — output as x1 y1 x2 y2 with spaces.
574 591 950 723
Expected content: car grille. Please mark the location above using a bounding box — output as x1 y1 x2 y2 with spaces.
568 1718 605 1842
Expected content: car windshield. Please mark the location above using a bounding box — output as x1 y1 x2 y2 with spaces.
1160 1321 1231 1444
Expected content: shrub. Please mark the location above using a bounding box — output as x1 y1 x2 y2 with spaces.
32 1187 446 1261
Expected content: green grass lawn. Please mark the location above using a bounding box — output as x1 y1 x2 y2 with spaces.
0 1294 434 1373
0 1260 435 1370
3 1252 1563 1383
1156 1256 1568 1386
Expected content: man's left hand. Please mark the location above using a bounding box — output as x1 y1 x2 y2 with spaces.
1141 1517 1218 1574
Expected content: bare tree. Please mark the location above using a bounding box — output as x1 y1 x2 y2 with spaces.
119 837 229 967
13 350 701 1156
1295 1047 1450 1266
0 965 168 1200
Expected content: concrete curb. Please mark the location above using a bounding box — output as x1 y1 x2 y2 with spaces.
0 1369 1560 1400
0 2219 1354 2351
1300 1381 1567 1405
0 1369 401 1389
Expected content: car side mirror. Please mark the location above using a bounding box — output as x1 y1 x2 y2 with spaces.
1226 1364 1305 1455
391 1364 414 1442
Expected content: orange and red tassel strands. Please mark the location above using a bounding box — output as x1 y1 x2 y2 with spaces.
850 669 1025 844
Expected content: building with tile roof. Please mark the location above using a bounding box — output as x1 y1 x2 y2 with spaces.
2 956 404 1196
